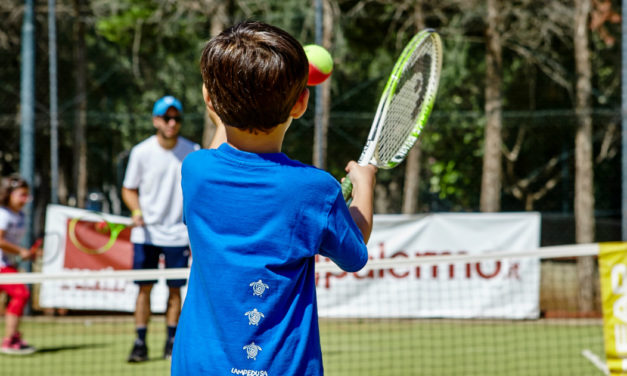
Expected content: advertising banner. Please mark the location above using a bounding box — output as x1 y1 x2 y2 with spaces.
315 213 541 319
40 206 540 318
39 204 176 312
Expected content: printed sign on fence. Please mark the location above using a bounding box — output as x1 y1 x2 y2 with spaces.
315 213 541 319
39 204 176 312
40 206 541 318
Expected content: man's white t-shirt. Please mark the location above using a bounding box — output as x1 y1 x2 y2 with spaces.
123 135 200 246
0 206 26 267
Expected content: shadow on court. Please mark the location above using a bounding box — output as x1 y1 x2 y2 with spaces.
34 343 107 354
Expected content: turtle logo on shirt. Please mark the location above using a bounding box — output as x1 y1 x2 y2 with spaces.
245 308 265 326
249 280 269 297
243 342 262 360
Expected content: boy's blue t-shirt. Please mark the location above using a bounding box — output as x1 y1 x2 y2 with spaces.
171 143 368 376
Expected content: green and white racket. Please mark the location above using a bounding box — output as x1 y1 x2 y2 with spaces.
341 29 443 201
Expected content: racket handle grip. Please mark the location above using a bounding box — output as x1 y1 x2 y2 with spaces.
341 175 353 203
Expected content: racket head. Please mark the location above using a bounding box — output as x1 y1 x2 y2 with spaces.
358 29 443 169
39 231 63 265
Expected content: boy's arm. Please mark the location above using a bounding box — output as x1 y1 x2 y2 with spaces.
344 161 377 243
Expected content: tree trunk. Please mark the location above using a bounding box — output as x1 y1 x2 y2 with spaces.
312 0 333 169
202 1 229 148
402 1 425 214
480 0 503 212
402 143 422 214
73 0 88 208
574 0 596 313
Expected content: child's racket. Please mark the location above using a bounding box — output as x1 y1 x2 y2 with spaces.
341 29 443 201
30 232 63 265
28 238 43 259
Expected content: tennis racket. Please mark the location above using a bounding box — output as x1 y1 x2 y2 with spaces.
341 29 443 201
30 232 63 265
28 238 43 259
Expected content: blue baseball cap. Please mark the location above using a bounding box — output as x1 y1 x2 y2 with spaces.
152 95 183 116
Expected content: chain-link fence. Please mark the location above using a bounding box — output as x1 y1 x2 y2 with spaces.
0 107 621 245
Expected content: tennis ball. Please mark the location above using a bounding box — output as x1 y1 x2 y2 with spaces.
304 44 333 86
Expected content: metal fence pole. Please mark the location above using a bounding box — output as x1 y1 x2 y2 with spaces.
20 0 35 250
313 0 324 169
49 0 59 204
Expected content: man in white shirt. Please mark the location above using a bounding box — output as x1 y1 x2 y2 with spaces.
122 95 200 362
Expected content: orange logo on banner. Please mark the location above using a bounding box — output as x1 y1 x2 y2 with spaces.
63 219 133 270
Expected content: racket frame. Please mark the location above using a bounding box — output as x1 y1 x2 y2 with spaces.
342 29 443 201
359 29 442 168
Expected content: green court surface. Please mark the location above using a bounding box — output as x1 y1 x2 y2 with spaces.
2 316 605 376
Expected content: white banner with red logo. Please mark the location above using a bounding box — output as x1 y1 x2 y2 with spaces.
39 206 540 318
315 213 541 319
39 204 179 312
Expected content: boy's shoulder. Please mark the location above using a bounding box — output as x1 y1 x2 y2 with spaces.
274 158 343 200
183 145 340 190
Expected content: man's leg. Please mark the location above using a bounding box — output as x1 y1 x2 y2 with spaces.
127 284 153 362
162 246 189 359
165 287 181 327
135 284 154 339
128 244 159 363
163 287 181 359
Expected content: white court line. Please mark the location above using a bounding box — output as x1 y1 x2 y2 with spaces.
581 349 609 375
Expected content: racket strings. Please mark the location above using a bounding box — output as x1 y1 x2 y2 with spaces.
374 39 439 167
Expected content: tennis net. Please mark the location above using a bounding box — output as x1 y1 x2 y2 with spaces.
0 244 611 376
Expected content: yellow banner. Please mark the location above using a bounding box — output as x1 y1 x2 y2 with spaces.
600 242 627 375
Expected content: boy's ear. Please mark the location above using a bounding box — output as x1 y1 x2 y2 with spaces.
290 88 310 120
202 84 215 111
202 85 223 129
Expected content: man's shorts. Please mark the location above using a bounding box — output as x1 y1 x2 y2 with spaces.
132 243 190 287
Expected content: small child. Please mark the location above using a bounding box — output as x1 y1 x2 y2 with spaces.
171 21 376 375
0 175 37 355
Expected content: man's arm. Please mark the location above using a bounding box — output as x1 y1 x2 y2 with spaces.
122 187 145 227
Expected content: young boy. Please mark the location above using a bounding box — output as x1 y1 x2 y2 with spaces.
171 21 376 375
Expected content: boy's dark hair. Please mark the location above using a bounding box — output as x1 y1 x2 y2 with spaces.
0 175 28 206
200 21 309 133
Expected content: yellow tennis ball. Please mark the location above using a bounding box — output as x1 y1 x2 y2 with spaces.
304 44 333 86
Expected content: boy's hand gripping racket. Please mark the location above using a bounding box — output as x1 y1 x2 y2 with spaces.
341 29 443 201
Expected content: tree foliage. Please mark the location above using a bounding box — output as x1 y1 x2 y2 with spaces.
0 0 621 221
